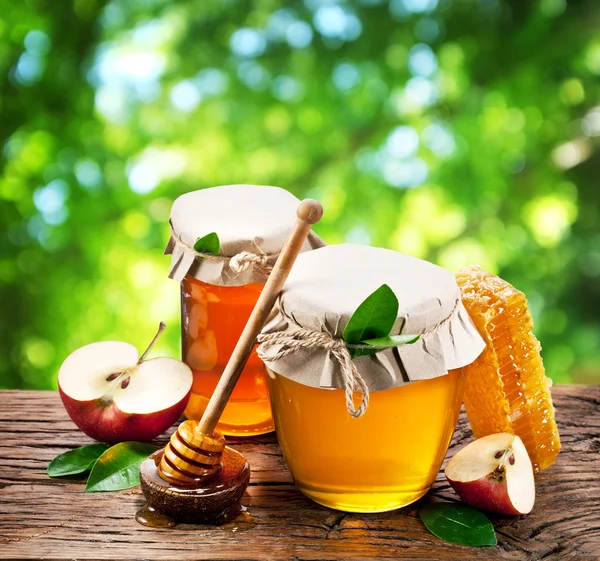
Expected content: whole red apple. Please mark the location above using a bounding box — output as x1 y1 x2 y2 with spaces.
445 433 535 516
58 323 192 443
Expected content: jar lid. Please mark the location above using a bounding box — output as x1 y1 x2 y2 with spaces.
258 244 485 415
165 185 325 286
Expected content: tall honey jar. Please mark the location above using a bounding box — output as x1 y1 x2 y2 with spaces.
165 185 324 436
258 244 485 512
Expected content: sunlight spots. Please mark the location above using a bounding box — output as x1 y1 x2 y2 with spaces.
390 0 438 19
414 17 441 43
97 48 166 86
523 193 578 248
14 30 51 86
33 179 69 225
382 158 428 188
408 44 438 77
170 80 201 112
287 21 313 48
196 68 229 96
386 126 419 158
238 61 270 90
582 107 600 137
230 28 266 58
130 19 174 47
552 139 591 169
75 159 102 189
422 123 456 157
398 77 438 113
272 76 304 102
24 30 51 56
267 9 296 39
313 5 362 41
127 148 187 194
15 52 44 85
95 85 129 122
559 78 585 105
332 62 360 91
93 46 165 108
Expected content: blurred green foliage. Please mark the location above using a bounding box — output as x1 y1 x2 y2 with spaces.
1 0 599 390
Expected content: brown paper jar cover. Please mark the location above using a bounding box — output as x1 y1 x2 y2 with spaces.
165 184 325 286
259 244 486 391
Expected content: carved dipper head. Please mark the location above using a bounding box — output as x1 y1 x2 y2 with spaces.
139 199 323 523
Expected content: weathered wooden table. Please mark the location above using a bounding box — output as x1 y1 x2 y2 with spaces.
1 387 598 559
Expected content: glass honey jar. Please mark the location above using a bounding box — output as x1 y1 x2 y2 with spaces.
258 244 485 511
165 185 324 436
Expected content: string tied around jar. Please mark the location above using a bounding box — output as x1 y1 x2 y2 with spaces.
257 298 461 418
167 222 280 281
229 251 278 276
257 329 371 417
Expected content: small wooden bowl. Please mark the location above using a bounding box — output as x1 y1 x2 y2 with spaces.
140 448 250 524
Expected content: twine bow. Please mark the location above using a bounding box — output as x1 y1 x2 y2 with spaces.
257 329 370 417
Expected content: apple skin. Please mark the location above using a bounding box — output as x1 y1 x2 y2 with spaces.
59 387 191 444
445 433 535 516
447 475 523 516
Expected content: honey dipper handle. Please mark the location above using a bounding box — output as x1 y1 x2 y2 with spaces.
198 199 323 435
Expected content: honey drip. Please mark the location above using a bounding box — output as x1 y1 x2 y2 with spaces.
456 265 560 472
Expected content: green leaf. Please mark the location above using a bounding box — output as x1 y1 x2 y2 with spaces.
47 443 109 477
85 442 158 493
352 334 421 357
193 232 220 255
343 284 399 350
419 503 497 547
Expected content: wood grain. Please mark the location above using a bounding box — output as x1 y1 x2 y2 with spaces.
0 387 599 560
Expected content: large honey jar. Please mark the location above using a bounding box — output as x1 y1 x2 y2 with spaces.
165 185 324 436
258 244 485 511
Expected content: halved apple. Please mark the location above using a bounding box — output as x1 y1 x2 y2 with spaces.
58 324 192 443
445 433 535 516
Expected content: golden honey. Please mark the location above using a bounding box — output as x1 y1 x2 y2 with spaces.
182 276 273 436
456 265 560 472
266 369 463 512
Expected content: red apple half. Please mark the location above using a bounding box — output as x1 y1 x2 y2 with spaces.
445 432 535 516
58 337 192 444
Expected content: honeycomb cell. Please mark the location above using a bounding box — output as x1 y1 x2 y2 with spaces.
456 265 560 472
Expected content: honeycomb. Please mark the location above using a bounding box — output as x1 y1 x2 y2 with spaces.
456 265 560 472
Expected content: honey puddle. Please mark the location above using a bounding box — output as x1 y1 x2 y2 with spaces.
135 505 256 533
136 506 176 528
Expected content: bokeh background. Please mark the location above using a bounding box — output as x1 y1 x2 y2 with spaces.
1 0 599 390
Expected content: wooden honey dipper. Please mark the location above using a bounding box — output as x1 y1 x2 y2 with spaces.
139 199 323 523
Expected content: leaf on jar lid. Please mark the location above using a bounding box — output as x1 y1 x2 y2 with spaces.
47 443 109 477
85 442 158 493
359 333 421 354
419 502 498 547
343 284 398 343
343 284 399 358
194 232 220 255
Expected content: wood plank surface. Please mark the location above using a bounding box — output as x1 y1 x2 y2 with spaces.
0 386 599 560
